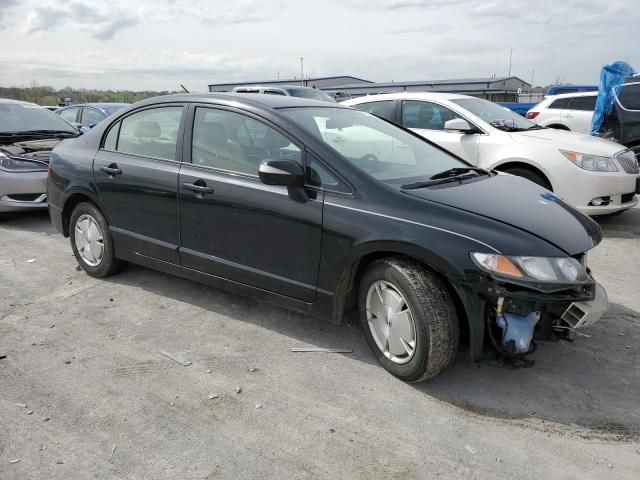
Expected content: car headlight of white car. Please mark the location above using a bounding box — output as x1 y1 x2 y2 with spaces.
471 253 589 283
560 150 618 172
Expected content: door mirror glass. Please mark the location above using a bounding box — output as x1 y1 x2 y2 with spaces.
444 118 473 133
259 159 305 187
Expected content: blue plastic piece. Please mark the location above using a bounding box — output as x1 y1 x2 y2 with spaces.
591 61 635 135
496 312 539 354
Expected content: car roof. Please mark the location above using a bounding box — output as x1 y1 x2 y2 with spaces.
546 91 598 99
133 93 347 110
347 92 470 102
60 103 130 109
0 97 39 106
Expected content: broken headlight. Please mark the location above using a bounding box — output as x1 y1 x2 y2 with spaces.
471 253 589 283
0 154 48 172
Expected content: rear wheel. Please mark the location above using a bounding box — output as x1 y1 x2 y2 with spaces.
358 257 459 382
70 202 123 277
502 166 552 190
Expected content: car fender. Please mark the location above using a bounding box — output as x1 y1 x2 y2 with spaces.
486 156 557 192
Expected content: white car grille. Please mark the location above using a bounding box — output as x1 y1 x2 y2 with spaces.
615 150 640 174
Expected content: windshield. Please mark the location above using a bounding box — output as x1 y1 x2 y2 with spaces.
286 88 336 103
452 98 535 130
0 102 77 134
280 107 468 184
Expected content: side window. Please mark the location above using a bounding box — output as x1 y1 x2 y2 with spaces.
264 90 286 96
116 106 183 161
354 101 395 121
568 96 596 111
617 85 640 110
103 122 120 150
306 157 350 193
59 108 78 123
402 101 462 130
191 107 301 176
81 107 105 127
548 98 570 109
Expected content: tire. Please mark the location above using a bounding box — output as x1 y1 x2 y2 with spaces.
69 202 123 278
502 167 552 190
358 257 459 382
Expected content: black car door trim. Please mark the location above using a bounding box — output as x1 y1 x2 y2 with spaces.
324 201 500 253
110 226 179 253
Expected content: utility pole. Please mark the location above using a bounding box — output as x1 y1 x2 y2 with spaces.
508 49 513 77
531 68 535 88
300 57 304 86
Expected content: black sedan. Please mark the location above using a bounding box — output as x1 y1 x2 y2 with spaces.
47 94 608 381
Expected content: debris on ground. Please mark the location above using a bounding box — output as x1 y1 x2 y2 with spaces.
74 264 82 271
160 351 192 366
254 404 262 409
40 445 46 451
26 258 36 263
235 386 242 394
9 458 20 464
27 410 33 415
15 403 27 408
248 367 256 372
206 369 212 374
42 417 50 422
465 445 478 454
111 445 117 457
0 355 6 360
291 347 353 353
208 394 218 400
64 360 71 364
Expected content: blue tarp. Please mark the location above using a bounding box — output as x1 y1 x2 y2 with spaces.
590 61 635 135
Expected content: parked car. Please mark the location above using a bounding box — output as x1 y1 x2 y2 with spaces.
525 92 597 132
546 85 598 96
0 98 80 213
498 102 536 116
49 93 608 381
232 85 336 103
324 90 352 102
343 92 639 216
55 103 129 130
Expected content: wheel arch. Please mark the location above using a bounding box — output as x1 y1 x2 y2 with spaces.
492 159 555 191
61 190 102 237
545 123 571 131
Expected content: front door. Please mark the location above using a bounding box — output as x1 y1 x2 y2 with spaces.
178 105 323 302
93 104 185 263
402 100 480 165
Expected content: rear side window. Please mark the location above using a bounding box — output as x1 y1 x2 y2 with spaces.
618 84 640 110
568 96 596 111
59 107 79 122
548 98 570 109
81 107 105 127
354 101 395 121
106 107 183 161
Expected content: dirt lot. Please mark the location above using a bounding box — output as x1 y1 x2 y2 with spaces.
1 207 639 479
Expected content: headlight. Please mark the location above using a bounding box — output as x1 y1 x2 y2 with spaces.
471 253 589 283
560 150 618 172
0 154 48 172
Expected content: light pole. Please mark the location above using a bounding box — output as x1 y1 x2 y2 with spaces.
508 49 513 77
300 57 304 86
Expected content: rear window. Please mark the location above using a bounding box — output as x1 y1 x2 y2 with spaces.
618 84 640 111
548 98 570 109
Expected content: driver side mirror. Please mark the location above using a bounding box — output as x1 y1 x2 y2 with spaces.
444 118 476 134
258 159 305 187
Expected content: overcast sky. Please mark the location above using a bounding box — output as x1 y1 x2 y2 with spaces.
0 0 638 91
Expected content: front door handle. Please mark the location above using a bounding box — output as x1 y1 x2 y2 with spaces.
100 164 122 176
181 182 214 195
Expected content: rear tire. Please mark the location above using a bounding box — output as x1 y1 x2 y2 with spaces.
502 166 552 190
358 257 459 382
70 202 123 278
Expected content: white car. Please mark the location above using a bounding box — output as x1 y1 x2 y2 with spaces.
526 92 597 133
342 92 639 216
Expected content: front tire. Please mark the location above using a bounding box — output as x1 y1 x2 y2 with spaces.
70 202 123 278
358 257 459 382
502 166 552 190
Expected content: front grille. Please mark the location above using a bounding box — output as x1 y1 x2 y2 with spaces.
615 150 640 174
622 192 636 203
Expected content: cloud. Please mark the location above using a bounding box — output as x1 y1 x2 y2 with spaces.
0 0 17 28
26 2 139 39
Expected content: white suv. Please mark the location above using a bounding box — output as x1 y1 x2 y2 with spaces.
343 92 639 216
526 92 597 134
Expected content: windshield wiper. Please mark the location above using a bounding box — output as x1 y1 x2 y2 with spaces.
401 167 490 190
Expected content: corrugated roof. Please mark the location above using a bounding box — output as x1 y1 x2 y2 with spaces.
208 75 373 87
324 76 529 90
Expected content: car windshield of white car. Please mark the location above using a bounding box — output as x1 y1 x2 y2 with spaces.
280 107 473 185
0 103 78 135
452 98 539 131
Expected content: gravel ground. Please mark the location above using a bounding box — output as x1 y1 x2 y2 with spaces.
1 206 639 479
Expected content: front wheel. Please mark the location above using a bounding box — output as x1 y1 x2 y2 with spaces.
70 202 123 277
502 167 552 190
358 257 459 382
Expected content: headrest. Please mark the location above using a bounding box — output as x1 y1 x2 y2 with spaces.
203 121 228 148
263 129 290 150
134 121 161 138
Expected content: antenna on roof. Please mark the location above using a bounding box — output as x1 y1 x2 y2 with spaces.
180 84 189 93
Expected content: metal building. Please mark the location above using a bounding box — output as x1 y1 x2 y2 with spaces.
208 75 372 92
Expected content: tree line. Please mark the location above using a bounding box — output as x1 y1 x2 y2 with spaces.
0 85 178 106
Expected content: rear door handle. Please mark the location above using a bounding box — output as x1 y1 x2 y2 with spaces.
99 164 122 176
181 182 214 195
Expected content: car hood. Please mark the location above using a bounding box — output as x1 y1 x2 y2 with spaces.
403 174 602 255
508 128 625 156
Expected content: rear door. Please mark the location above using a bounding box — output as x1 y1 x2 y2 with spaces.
80 107 106 128
565 96 596 133
93 104 186 263
178 105 323 302
401 100 480 164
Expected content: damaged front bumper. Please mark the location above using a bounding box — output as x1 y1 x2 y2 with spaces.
450 270 609 361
